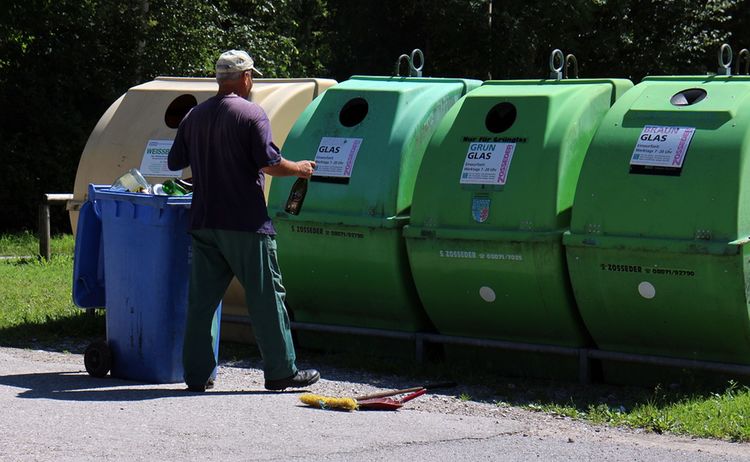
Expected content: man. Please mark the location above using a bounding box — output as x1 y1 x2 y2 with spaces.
168 49 319 392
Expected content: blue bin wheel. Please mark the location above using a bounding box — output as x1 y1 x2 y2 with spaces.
84 340 112 378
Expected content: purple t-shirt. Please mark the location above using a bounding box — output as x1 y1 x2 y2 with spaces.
168 94 281 234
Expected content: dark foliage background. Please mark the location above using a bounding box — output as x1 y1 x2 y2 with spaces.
0 0 745 232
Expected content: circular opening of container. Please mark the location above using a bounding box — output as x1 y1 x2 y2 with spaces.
165 94 198 128
670 88 707 106
339 97 368 127
485 102 517 133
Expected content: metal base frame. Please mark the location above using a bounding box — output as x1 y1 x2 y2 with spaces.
221 315 750 384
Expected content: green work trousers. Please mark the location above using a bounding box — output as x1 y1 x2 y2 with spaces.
183 229 297 388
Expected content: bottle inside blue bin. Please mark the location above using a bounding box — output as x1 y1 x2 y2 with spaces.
110 168 151 193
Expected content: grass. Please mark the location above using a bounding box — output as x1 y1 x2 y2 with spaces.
0 231 75 256
1 232 750 442
0 233 103 346
520 380 750 442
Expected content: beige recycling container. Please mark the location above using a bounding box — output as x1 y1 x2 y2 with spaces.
71 76 336 342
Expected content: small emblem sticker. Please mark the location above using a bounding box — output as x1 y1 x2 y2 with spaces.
471 196 491 223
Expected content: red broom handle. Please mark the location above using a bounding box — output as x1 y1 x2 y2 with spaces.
353 382 456 401
397 388 427 404
354 387 423 401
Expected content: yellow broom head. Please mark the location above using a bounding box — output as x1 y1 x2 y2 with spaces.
299 393 358 411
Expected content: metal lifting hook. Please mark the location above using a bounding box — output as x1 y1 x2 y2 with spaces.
549 49 579 80
549 49 565 80
565 54 579 79
737 48 750 76
394 54 410 77
718 43 733 76
393 49 425 77
409 49 424 77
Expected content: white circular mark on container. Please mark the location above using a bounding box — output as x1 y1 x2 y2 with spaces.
638 281 656 299
479 286 496 303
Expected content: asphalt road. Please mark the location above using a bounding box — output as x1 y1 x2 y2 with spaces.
1 346 748 461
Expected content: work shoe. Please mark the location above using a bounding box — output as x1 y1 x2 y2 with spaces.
186 379 215 392
264 369 320 391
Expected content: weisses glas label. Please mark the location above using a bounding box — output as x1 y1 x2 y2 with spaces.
140 139 181 177
313 137 363 178
630 126 695 169
459 142 516 185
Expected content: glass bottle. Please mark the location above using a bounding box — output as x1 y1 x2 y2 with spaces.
175 178 193 193
162 179 188 196
111 168 151 193
285 178 308 215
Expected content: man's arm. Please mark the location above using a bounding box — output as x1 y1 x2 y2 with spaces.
249 110 315 179
262 158 316 179
168 127 190 171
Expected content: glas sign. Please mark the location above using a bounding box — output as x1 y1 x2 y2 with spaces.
629 125 695 175
459 142 516 185
313 137 363 178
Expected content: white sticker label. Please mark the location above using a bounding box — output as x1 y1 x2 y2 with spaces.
638 281 656 299
459 142 516 185
139 139 181 177
313 137 363 178
479 286 496 303
630 126 695 169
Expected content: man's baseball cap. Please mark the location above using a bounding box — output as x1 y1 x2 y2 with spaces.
215 50 263 76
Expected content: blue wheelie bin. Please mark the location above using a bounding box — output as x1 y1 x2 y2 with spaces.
73 184 220 384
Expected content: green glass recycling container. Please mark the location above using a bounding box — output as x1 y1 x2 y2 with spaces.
404 78 632 346
268 76 481 331
563 75 750 364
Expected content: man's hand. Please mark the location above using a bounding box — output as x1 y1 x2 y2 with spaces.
263 158 316 178
296 160 316 179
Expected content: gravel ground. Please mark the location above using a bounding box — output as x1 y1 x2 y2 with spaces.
1 345 749 461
